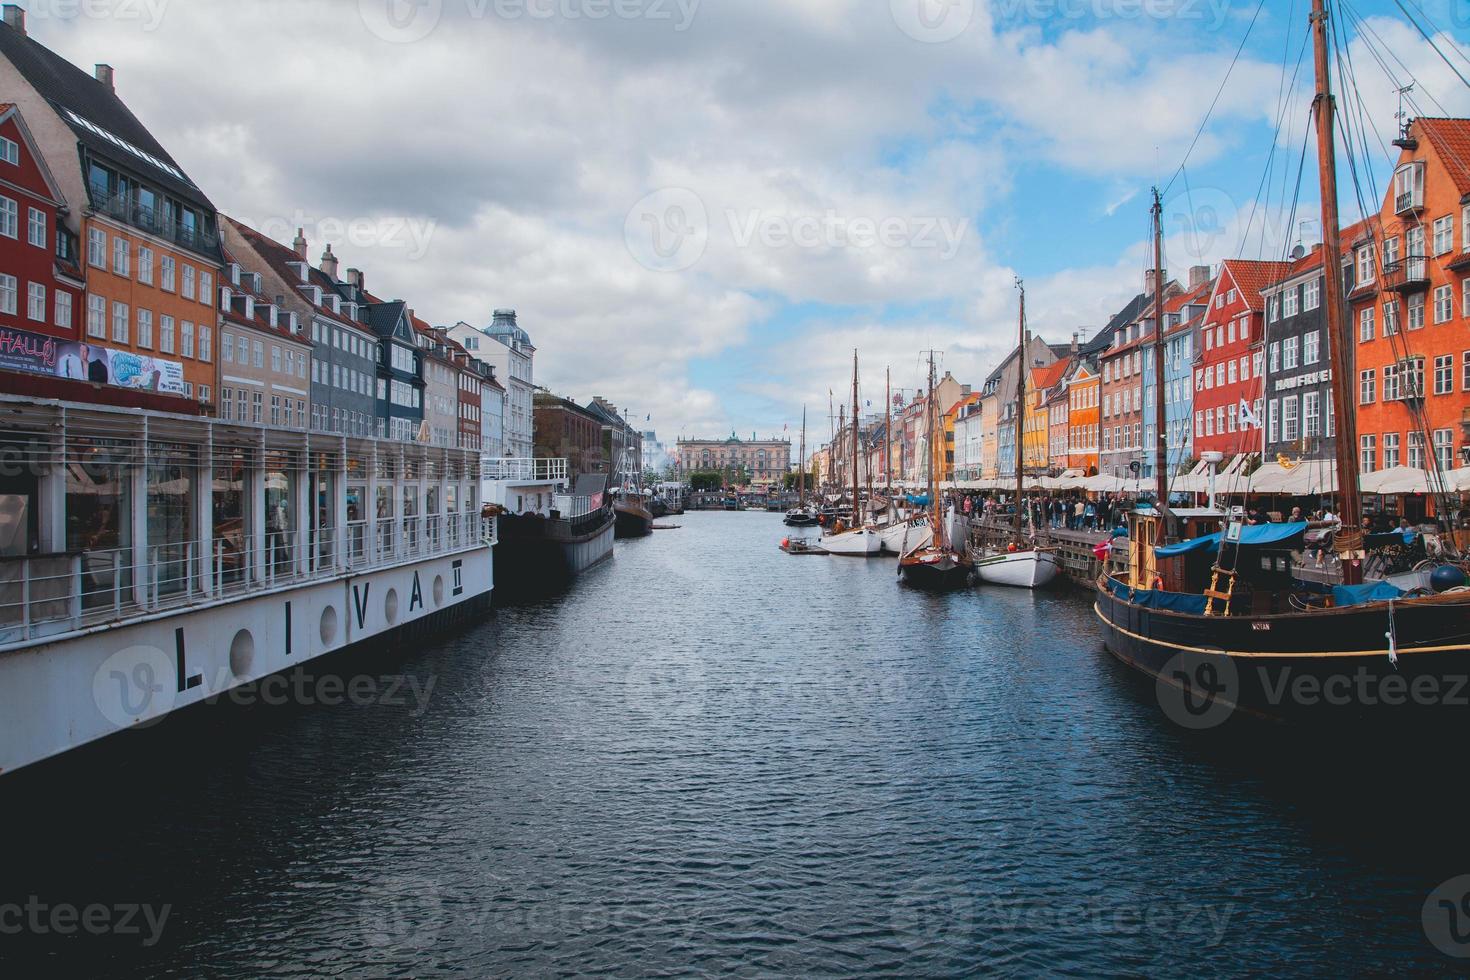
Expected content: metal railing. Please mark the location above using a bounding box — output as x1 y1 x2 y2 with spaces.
552 493 600 519
483 458 567 482
0 512 491 646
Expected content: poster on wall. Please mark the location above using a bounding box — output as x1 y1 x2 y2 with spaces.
0 327 185 394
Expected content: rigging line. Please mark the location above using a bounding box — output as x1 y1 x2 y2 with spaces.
1238 27 1315 265
1390 0 1470 92
1341 0 1453 116
1400 0 1470 71
1160 0 1270 196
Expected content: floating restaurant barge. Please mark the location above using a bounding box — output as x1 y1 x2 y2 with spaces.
0 393 495 774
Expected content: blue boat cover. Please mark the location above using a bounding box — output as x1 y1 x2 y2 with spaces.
1154 521 1308 557
905 494 932 506
1365 530 1416 549
1332 580 1405 607
1106 576 1209 615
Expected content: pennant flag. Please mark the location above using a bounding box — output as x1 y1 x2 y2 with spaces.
1238 399 1261 429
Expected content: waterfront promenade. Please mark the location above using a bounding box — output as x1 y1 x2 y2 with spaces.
0 511 1461 975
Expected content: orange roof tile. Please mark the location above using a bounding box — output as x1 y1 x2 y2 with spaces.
1220 259 1295 309
1416 118 1470 197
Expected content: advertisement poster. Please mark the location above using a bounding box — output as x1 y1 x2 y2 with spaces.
0 327 185 394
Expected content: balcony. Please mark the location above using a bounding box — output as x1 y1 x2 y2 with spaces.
88 185 218 256
483 457 568 482
1382 256 1429 295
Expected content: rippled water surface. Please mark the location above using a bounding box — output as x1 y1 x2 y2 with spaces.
2 511 1467 975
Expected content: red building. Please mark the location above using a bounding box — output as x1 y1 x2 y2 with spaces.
1192 259 1290 462
0 102 84 374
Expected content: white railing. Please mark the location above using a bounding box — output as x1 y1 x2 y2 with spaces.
483 458 568 482
0 512 489 646
553 493 600 520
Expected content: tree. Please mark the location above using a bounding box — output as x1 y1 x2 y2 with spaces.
688 471 723 492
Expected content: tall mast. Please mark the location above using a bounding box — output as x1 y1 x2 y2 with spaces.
1151 187 1170 515
798 406 807 507
885 366 892 491
1311 0 1362 576
928 351 943 548
1015 278 1027 534
851 349 861 519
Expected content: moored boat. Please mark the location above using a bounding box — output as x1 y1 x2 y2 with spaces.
974 547 1061 588
898 351 972 589
820 526 882 556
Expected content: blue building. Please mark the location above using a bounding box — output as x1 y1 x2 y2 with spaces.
1142 269 1212 479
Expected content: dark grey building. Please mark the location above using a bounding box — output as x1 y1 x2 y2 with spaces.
1261 246 1335 461
367 299 425 443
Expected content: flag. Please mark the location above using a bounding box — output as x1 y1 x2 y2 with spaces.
1238 399 1261 429
1093 539 1112 561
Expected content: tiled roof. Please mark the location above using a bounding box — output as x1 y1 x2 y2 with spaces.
1030 361 1067 392
224 217 372 333
1416 117 1470 198
0 21 211 210
1220 259 1295 309
1261 244 1326 291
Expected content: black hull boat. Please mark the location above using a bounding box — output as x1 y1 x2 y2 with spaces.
898 548 971 590
784 509 820 527
1094 573 1470 722
614 501 654 538
493 508 615 602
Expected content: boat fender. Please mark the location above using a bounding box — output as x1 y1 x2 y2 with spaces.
781 538 790 549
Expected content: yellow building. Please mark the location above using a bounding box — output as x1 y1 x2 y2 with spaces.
1024 363 1068 474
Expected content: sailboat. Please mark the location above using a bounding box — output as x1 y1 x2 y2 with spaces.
785 406 819 527
877 364 934 554
1094 0 1470 721
973 279 1061 589
611 443 653 538
900 351 972 588
821 350 882 556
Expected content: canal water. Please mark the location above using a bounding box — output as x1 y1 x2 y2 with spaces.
1 511 1466 975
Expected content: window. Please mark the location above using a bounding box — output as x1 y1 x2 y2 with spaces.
0 196 16 238
1394 161 1424 212
271 345 281 373
1303 391 1320 437
138 246 153 285
1435 429 1454 471
1303 330 1320 365
253 339 264 369
1434 285 1454 324
1408 224 1426 263
26 282 44 321
161 256 176 291
160 315 175 354
181 321 194 358
1409 431 1426 470
0 135 17 165
1361 434 1377 472
112 237 129 277
54 291 71 330
1356 245 1375 284
1239 355 1250 381
223 331 234 362
137 308 152 348
88 228 106 267
1227 403 1237 432
1283 335 1299 370
1434 214 1454 255
236 334 248 364
1359 306 1374 342
1268 297 1279 322
27 207 45 248
1282 395 1299 442
252 392 263 424
199 271 212 306
1228 360 1238 385
1252 350 1264 378
1282 288 1298 318
1384 299 1400 335
111 301 128 344
1408 294 1425 330
87 295 105 337
1266 400 1278 442
1384 363 1400 401
1360 369 1376 404
1303 278 1320 310
1384 236 1401 267
271 395 281 427
1436 354 1454 395
1404 357 1425 399
199 325 211 362
1269 342 1280 373
1215 364 1224 387
181 265 195 300
221 387 233 421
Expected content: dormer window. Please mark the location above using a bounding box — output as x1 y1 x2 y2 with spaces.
229 263 241 286
268 305 278 329
1394 161 1425 213
331 295 341 314
220 286 232 311
311 286 322 304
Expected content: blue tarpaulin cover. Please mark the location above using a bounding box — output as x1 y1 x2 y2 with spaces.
1107 577 1209 615
905 494 932 506
1154 521 1308 557
1332 581 1405 607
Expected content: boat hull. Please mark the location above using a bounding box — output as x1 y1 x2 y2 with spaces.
1093 576 1470 722
974 549 1061 588
614 503 654 539
880 521 932 555
899 552 971 590
819 528 882 556
784 512 820 527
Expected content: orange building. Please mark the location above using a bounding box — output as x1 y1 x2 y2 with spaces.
943 390 981 482
1349 117 1470 490
1024 361 1067 474
1065 357 1100 474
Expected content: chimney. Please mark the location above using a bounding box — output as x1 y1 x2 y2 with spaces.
1071 331 1079 353
347 267 364 291
293 227 308 259
3 5 26 35
1188 264 1210 288
94 64 114 93
320 243 338 279
1144 268 1164 297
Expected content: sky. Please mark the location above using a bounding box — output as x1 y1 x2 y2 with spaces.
22 0 1470 448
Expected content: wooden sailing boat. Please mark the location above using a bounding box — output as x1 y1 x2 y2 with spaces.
821 351 882 555
1093 0 1470 721
899 351 972 588
785 407 819 527
974 279 1061 588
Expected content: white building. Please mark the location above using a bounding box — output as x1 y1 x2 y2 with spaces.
953 400 985 481
481 363 505 458
447 310 534 459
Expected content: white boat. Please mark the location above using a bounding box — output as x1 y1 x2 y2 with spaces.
820 527 883 556
972 548 1061 588
880 519 931 555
